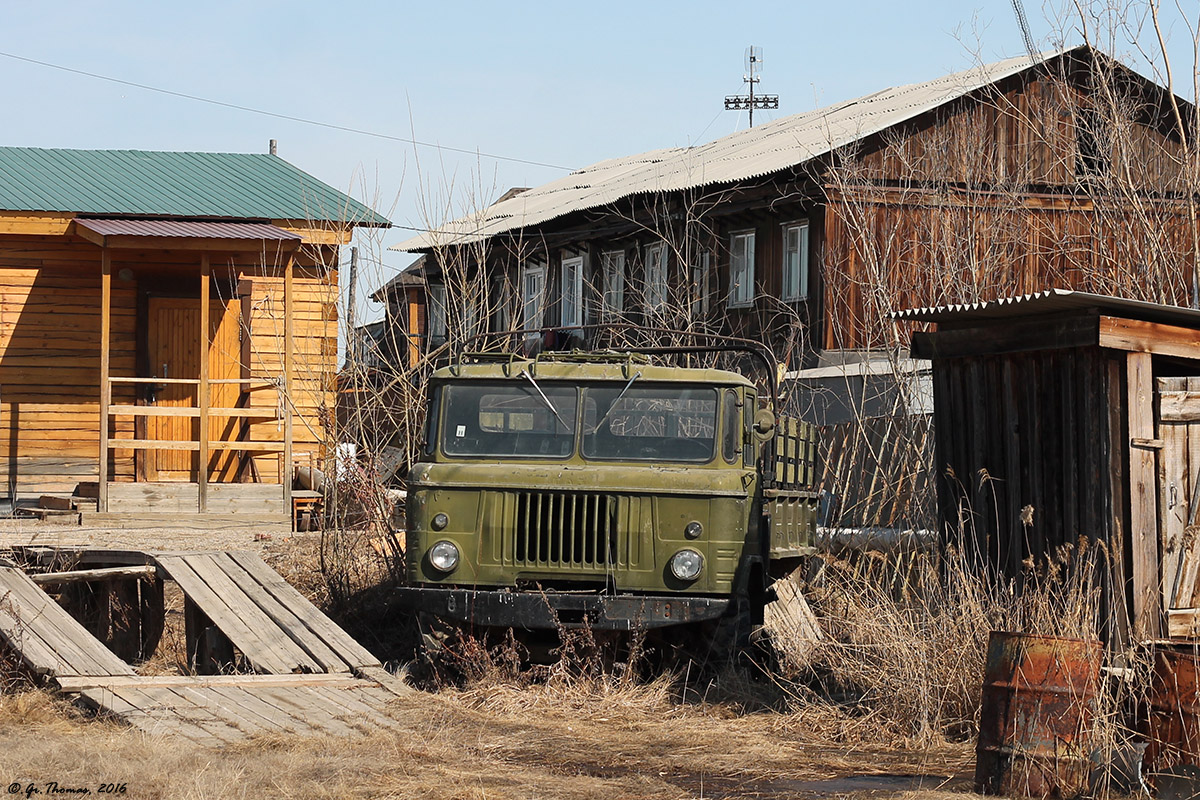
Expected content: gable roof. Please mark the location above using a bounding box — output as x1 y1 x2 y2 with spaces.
0 148 390 226
372 256 428 302
396 46 1102 251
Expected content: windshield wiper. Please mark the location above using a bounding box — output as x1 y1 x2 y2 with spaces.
590 371 641 433
519 370 573 432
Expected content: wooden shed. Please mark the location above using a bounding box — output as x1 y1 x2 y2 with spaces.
0 147 389 526
903 290 1200 645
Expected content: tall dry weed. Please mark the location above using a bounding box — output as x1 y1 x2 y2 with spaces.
798 539 1104 744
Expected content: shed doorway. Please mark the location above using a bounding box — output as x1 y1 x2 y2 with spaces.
144 296 241 482
1157 376 1200 636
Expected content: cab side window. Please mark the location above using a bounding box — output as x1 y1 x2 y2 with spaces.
744 391 756 466
722 389 739 463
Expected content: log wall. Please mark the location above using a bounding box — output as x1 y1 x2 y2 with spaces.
0 234 339 497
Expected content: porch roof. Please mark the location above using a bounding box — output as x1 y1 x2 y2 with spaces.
73 218 303 250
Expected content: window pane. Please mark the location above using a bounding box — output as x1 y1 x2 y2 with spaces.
721 389 739 463
602 251 625 319
522 266 545 330
442 383 577 458
729 232 755 306
583 386 716 462
562 257 583 327
645 245 666 309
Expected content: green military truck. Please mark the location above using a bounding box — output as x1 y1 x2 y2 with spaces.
394 350 818 646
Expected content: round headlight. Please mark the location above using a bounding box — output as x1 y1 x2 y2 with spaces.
684 521 703 540
428 541 460 573
669 549 703 582
431 512 449 531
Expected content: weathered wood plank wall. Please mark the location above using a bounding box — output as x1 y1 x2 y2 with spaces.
0 235 338 496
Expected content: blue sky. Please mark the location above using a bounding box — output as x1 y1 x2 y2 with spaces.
3 0 1197 322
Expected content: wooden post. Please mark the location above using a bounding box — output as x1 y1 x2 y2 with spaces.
99 248 111 513
198 254 210 513
283 254 294 514
1127 351 1162 640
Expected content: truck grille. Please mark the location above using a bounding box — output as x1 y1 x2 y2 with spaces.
513 492 617 568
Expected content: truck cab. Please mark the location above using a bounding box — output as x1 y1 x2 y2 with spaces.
396 351 817 633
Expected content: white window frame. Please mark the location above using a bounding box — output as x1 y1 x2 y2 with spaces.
427 284 448 342
601 250 626 321
691 251 711 318
781 221 810 302
728 230 756 309
521 262 547 331
644 242 667 311
560 255 584 328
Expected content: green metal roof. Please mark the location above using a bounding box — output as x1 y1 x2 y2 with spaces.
0 147 390 226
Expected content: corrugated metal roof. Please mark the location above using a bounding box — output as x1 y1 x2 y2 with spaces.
75 218 302 240
0 148 390 226
371 256 427 301
394 48 1076 251
894 289 1200 328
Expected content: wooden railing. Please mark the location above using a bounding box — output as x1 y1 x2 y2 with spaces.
105 377 285 452
100 376 291 513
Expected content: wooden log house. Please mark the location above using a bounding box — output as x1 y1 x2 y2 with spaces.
0 147 388 526
903 291 1200 646
392 44 1194 369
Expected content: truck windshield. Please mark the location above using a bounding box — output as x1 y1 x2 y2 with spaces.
441 383 578 458
583 386 717 462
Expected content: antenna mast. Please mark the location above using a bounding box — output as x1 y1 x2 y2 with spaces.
724 45 778 127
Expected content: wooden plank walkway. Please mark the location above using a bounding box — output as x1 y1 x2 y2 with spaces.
0 565 137 678
0 548 409 745
152 551 381 674
75 678 405 746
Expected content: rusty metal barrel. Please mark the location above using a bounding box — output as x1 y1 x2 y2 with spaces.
975 631 1102 798
1144 643 1200 783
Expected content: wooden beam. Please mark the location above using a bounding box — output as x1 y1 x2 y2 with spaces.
1127 351 1162 640
271 222 355 245
283 253 294 508
31 565 158 585
106 405 278 419
1099 316 1200 360
0 211 75 236
910 316 1099 360
198 254 210 513
99 248 111 513
71 227 302 253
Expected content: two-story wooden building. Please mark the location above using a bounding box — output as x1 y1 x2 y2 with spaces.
0 147 389 526
391 44 1195 370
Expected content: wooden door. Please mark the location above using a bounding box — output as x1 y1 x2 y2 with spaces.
1156 377 1200 636
146 297 240 481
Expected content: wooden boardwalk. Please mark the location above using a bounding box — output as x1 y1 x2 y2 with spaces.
153 551 380 674
71 674 406 746
0 549 408 744
0 563 137 678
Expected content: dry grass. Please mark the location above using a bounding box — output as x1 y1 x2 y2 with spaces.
795 541 1106 744
0 676 974 800
0 531 1115 798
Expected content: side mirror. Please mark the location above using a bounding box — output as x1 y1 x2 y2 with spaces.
752 408 776 441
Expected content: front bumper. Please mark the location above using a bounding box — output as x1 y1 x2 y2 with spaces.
392 586 730 631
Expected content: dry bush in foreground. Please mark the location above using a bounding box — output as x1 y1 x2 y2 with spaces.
799 540 1104 744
